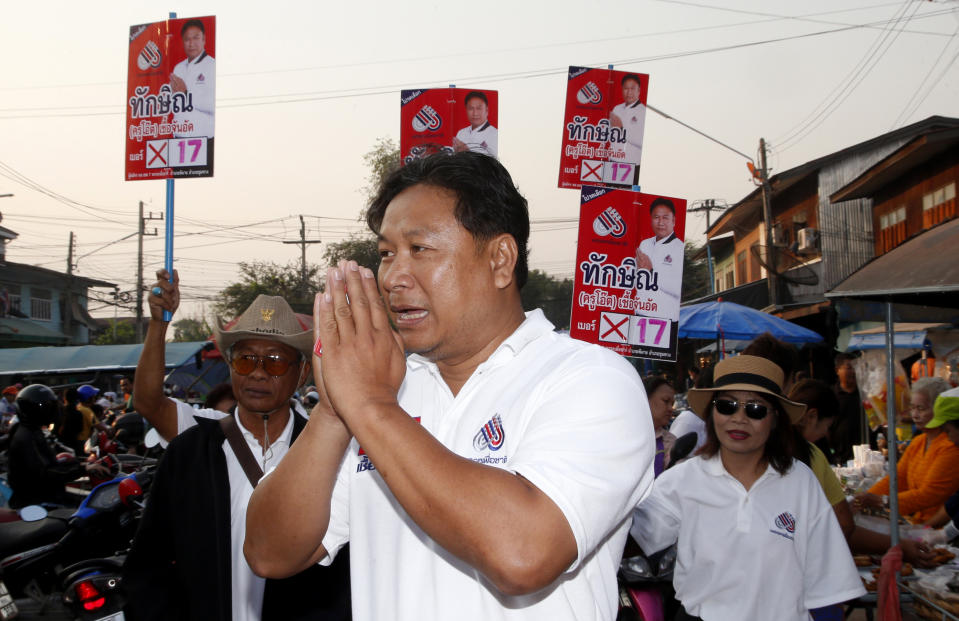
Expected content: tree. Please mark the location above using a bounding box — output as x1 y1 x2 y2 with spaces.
682 241 711 302
95 320 137 345
172 317 213 342
214 261 322 317
322 233 380 273
362 137 401 204
520 270 574 330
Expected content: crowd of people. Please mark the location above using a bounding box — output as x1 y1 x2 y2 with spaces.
3 152 956 620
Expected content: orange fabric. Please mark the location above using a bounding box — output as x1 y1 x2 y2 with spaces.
877 545 902 621
911 358 936 382
870 432 959 522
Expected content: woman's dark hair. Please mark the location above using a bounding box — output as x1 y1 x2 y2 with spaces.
203 383 235 410
367 152 530 289
643 375 672 397
698 391 797 475
787 379 839 422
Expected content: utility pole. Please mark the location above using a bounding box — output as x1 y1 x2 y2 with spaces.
282 215 322 302
688 199 727 294
759 138 778 308
64 232 76 344
136 202 161 342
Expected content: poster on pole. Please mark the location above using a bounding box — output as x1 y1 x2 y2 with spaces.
569 186 686 361
125 15 216 181
558 66 649 190
400 88 498 163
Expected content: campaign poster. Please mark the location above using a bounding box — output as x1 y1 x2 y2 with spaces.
126 16 216 181
400 88 498 163
558 66 649 190
569 186 686 361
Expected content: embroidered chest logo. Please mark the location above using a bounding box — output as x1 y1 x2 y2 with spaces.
663 254 673 265
774 512 796 534
197 74 206 83
473 414 505 452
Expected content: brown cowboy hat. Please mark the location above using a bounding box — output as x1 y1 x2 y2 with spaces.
213 295 314 359
687 355 807 423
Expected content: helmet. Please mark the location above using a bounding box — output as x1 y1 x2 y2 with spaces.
77 385 100 401
15 384 59 427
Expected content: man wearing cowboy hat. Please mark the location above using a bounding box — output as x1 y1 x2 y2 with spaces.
123 268 350 621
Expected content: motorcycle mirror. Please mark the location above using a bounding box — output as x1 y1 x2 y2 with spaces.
19 505 48 522
118 477 144 506
144 428 161 449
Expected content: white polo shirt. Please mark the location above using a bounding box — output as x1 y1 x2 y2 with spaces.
631 455 865 621
322 309 655 621
173 400 296 621
172 51 215 138
610 101 646 165
455 122 498 157
637 233 684 321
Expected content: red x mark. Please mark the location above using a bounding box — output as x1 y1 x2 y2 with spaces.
582 161 603 181
148 142 167 166
601 314 629 340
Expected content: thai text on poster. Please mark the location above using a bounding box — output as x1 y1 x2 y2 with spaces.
126 15 216 181
569 186 686 361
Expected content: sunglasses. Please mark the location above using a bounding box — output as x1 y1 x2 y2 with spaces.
231 354 298 377
712 397 770 420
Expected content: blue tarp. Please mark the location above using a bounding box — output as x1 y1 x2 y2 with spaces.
0 341 210 375
678 300 825 344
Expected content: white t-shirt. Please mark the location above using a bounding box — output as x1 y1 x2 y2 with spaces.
668 409 706 455
636 233 684 321
172 52 215 138
173 400 295 621
322 309 655 621
610 101 646 165
631 455 865 621
455 122 498 157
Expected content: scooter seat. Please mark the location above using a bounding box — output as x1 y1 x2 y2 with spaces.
0 515 70 561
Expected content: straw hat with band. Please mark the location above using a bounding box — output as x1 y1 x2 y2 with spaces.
922 386 959 430
686 355 807 424
213 294 314 360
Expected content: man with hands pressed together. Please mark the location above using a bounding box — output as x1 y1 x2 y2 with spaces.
245 152 654 620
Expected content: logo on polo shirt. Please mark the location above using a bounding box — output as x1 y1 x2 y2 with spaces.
473 414 505 451
412 105 442 132
770 511 797 540
664 254 673 265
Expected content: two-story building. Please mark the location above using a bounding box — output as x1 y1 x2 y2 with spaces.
1 224 115 348
697 115 959 344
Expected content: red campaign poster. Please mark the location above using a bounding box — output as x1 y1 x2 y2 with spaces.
558 66 649 190
400 88 498 163
569 186 686 361
126 16 216 181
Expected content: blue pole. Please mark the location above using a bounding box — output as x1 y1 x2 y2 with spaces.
163 10 176 322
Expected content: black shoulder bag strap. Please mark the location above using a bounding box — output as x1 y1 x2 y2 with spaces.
219 415 264 489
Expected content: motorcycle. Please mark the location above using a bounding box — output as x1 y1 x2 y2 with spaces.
617 432 698 621
0 463 154 619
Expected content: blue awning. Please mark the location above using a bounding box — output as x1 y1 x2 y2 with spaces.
0 341 209 375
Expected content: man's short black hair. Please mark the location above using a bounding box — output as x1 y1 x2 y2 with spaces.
181 19 205 37
464 91 488 107
649 197 675 216
367 152 530 289
621 74 642 88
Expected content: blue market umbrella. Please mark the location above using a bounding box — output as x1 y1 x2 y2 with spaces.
678 300 824 344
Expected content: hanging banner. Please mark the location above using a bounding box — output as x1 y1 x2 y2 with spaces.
569 186 686 361
558 66 649 190
126 15 216 181
400 88 498 163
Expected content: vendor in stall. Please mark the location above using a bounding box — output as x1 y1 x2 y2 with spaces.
854 378 959 523
915 387 959 544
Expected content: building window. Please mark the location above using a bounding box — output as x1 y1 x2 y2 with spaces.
922 182 956 228
736 250 747 286
30 288 52 321
725 265 735 290
2 284 21 315
878 206 907 253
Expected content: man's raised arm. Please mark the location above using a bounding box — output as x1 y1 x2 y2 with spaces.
133 269 180 442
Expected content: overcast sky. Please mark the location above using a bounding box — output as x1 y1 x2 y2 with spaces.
2 0 957 320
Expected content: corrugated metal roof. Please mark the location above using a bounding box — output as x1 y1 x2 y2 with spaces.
0 341 209 375
826 218 959 305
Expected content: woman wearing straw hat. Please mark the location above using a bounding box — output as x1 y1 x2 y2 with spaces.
631 355 864 621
